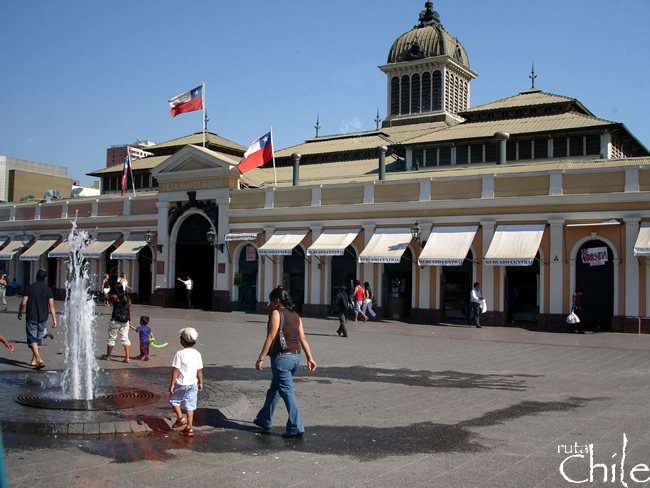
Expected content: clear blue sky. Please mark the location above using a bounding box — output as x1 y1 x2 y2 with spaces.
1 0 648 187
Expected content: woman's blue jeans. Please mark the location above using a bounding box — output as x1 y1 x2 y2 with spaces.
256 353 304 435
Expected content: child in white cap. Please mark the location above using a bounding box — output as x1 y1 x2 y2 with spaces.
168 327 203 436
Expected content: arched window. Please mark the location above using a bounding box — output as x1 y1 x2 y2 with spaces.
401 75 410 115
422 72 431 112
432 71 442 111
411 73 421 114
390 77 400 116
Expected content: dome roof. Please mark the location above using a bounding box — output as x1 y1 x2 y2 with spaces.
387 2 470 69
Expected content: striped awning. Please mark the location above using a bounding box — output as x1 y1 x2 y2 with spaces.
81 234 120 259
418 226 478 266
20 237 59 261
258 231 308 256
0 240 26 261
110 235 147 260
307 229 359 256
359 228 412 264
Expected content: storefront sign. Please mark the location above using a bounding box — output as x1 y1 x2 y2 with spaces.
581 247 608 266
246 245 257 261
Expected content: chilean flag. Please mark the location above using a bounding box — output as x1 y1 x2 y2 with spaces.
121 147 131 196
168 85 203 117
239 131 274 174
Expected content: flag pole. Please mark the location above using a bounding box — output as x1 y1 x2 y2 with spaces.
129 147 136 197
270 127 277 187
202 82 206 147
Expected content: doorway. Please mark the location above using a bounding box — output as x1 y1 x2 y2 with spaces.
441 251 473 320
383 248 413 319
575 240 614 329
175 214 214 309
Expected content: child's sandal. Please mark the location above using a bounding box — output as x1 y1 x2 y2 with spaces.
171 417 187 429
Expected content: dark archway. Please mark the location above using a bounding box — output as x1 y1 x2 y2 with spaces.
331 246 357 311
383 248 413 319
576 240 614 329
237 244 258 311
505 253 540 323
442 250 473 320
137 246 153 304
282 248 306 314
175 214 214 309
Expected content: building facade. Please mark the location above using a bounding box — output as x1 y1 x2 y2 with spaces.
1 2 649 333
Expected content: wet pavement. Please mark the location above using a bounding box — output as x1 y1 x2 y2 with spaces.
2 295 650 487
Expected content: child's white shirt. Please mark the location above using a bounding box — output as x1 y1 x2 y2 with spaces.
171 348 203 386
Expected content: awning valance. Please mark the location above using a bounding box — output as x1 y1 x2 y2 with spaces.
418 226 478 266
48 241 70 259
225 232 260 241
634 223 650 257
307 229 359 256
110 235 147 260
20 237 59 261
484 224 545 266
258 231 308 256
0 240 26 261
81 234 120 259
359 228 412 264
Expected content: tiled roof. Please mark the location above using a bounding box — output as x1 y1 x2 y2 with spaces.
88 155 169 176
147 131 246 152
459 90 588 114
404 112 615 145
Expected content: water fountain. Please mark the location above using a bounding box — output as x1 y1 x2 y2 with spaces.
14 221 159 412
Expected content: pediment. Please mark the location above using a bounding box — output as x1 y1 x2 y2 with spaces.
152 144 242 192
152 145 239 177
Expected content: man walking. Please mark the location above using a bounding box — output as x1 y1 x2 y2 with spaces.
17 269 56 369
469 282 485 329
0 272 7 312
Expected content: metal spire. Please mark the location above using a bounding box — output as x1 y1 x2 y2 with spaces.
529 63 537 89
314 114 321 137
374 109 381 130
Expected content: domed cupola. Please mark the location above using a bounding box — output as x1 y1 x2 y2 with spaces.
379 2 477 126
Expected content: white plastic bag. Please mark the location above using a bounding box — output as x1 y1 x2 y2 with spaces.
566 311 580 324
480 300 487 314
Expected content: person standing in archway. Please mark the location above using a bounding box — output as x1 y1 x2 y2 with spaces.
571 288 585 334
469 282 485 328
177 276 194 309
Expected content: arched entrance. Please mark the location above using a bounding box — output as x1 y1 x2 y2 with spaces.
575 240 614 329
137 246 153 304
331 246 357 312
383 248 413 319
282 248 306 314
175 214 214 309
442 251 473 320
505 254 540 323
237 244 258 311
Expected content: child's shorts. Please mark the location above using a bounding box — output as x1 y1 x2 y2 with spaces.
139 341 150 356
168 382 198 411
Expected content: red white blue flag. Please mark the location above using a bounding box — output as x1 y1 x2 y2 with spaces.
239 131 274 174
168 85 203 118
121 147 131 196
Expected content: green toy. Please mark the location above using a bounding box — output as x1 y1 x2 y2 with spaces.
150 338 168 348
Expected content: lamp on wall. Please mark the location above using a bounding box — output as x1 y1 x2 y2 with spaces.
20 229 30 247
206 229 224 253
410 221 426 247
144 231 163 252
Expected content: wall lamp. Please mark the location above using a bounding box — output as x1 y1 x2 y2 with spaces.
410 221 427 247
20 229 30 247
144 231 163 253
206 229 224 253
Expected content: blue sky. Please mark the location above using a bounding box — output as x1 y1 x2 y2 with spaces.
1 0 648 187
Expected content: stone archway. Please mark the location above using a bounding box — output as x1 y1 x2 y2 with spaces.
174 214 214 309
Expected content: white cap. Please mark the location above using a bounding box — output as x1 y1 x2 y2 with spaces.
179 327 198 342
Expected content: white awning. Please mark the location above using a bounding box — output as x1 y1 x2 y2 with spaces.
418 226 478 266
225 232 260 241
307 229 359 256
258 231 308 255
81 234 120 259
0 240 26 261
110 235 147 260
634 223 650 256
48 241 70 259
565 219 620 227
20 237 59 261
484 224 545 266
359 228 412 263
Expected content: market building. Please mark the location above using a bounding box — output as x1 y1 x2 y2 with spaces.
1 2 649 332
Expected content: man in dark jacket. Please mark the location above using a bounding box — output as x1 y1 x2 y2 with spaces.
17 269 56 369
335 286 350 337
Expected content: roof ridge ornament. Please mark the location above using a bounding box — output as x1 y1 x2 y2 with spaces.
530 62 537 88
416 1 442 29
